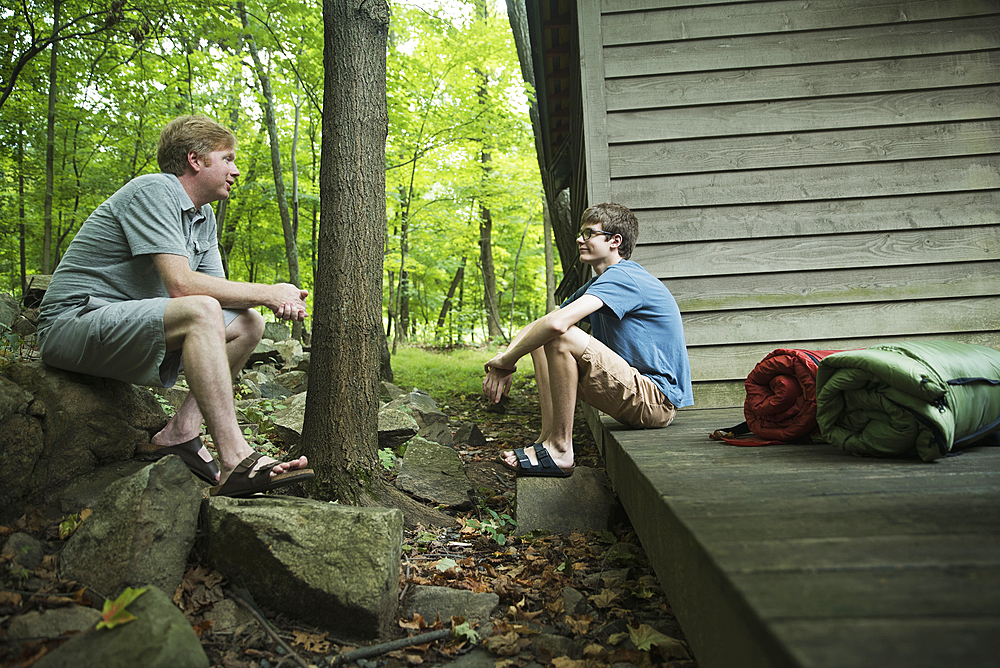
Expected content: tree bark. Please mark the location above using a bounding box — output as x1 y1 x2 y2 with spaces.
302 0 389 503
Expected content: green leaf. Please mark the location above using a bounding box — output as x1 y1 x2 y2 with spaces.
97 587 147 630
435 557 458 572
453 620 479 643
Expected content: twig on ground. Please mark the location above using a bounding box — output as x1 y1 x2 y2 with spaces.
228 589 310 668
331 628 453 666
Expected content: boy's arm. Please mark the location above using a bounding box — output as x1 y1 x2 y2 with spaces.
482 294 604 402
152 253 308 321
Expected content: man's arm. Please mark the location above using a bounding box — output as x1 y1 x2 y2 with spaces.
153 253 308 321
482 294 604 402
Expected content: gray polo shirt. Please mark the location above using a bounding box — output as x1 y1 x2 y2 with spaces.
39 173 225 333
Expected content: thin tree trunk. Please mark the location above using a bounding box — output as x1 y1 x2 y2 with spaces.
17 122 26 293
437 257 466 329
543 197 556 312
302 0 389 503
241 3 303 339
41 0 61 274
479 200 503 339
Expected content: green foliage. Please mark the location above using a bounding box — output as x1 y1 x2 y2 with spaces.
465 506 518 546
377 447 397 471
391 344 534 406
0 0 545 349
240 398 286 439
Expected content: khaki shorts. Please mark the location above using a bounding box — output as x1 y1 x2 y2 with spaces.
576 336 677 428
40 296 242 389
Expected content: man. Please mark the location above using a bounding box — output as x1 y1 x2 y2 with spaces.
38 114 313 497
483 202 692 477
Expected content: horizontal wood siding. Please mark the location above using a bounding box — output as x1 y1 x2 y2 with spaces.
578 0 1000 408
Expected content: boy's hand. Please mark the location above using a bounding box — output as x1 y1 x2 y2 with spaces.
483 355 516 404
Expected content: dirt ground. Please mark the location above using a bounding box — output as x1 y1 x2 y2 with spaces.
0 381 697 668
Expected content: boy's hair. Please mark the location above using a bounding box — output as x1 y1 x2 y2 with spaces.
581 202 639 259
157 115 237 176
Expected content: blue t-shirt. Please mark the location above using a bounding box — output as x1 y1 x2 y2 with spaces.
564 260 694 408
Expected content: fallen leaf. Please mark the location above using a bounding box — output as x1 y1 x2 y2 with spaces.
485 631 522 656
0 591 23 606
564 615 592 635
434 557 458 572
629 623 690 658
399 614 426 631
97 587 146 630
292 629 331 652
588 588 619 608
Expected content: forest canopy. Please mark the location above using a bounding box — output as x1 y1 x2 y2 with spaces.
0 0 548 346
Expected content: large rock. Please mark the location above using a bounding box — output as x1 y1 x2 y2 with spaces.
22 275 51 308
204 496 403 640
0 362 166 520
33 586 209 668
59 457 202 597
514 467 619 536
272 391 310 446
378 403 419 450
275 370 308 394
246 340 283 367
395 437 472 509
0 292 17 331
7 606 103 640
263 321 290 342
273 338 303 367
384 390 454 446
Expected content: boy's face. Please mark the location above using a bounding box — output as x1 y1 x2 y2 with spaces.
577 222 620 266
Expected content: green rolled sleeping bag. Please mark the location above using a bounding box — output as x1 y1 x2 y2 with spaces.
815 341 1000 462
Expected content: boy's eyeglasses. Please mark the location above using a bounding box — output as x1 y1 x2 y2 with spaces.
578 228 615 241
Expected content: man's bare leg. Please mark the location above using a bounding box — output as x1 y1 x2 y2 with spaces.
504 327 590 470
153 307 261 448
154 296 307 482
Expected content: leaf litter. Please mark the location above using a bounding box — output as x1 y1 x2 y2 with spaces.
0 385 696 668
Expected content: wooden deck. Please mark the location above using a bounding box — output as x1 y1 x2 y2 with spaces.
584 406 1000 668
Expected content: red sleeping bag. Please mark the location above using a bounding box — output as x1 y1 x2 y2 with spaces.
713 348 842 445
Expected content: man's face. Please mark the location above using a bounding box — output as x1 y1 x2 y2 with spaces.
196 147 239 202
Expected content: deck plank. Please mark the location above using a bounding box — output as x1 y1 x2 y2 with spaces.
589 406 1000 668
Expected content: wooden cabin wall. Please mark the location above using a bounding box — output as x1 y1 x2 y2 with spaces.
577 0 1000 408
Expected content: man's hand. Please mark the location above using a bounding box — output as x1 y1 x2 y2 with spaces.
273 284 309 322
483 355 516 404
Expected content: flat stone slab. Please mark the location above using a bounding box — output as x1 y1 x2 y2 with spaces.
402 585 499 624
395 437 472 509
513 466 618 535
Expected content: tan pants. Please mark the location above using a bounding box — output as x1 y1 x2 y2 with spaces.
576 336 677 428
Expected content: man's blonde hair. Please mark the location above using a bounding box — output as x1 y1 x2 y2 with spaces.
157 115 236 176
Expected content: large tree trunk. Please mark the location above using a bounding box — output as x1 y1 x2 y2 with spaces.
241 3 303 340
302 0 389 504
41 0 61 274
